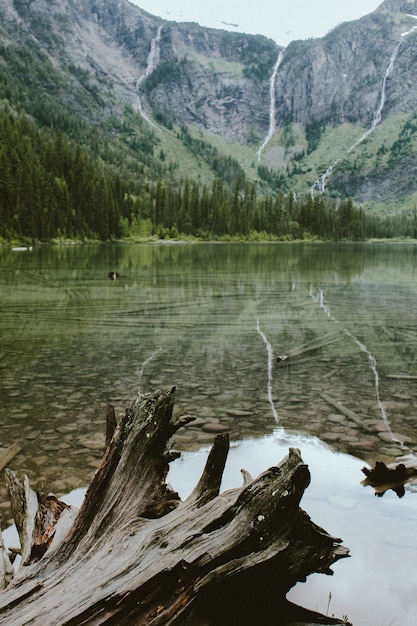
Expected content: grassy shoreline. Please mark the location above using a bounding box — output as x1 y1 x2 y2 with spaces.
3 236 417 247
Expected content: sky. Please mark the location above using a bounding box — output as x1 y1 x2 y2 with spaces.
131 0 383 46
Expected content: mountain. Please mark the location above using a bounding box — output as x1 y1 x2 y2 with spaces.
275 0 417 208
1 0 417 227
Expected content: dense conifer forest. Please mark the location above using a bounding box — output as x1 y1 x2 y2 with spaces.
2 0 417 242
1 107 417 243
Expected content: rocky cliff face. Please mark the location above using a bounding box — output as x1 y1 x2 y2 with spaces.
1 0 417 209
139 22 277 142
277 0 417 125
0 0 278 139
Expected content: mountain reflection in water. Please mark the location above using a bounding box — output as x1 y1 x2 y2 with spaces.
2 242 417 625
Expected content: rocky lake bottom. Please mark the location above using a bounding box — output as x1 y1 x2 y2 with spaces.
1 242 417 624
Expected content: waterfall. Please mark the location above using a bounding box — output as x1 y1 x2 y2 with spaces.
136 26 163 130
257 50 284 162
256 319 280 423
311 163 338 195
346 42 402 155
312 17 417 194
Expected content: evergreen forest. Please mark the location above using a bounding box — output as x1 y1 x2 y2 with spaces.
2 107 417 243
2 0 417 244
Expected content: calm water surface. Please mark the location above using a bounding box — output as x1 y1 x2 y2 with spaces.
1 242 417 625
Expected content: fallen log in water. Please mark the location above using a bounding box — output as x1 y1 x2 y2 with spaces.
0 443 21 473
320 392 373 433
275 331 341 364
0 387 350 625
362 460 417 498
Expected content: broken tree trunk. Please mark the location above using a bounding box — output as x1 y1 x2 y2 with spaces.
0 387 350 625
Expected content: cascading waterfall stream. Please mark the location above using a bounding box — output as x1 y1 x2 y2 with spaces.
309 286 414 457
311 15 417 194
257 50 284 162
256 319 280 423
346 42 401 155
136 25 163 130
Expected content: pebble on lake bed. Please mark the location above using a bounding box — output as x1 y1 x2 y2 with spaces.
78 435 105 450
201 423 229 433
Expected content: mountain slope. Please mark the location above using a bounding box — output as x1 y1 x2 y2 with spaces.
1 0 417 213
271 0 417 207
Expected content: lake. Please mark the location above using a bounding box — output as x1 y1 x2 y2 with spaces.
1 241 417 625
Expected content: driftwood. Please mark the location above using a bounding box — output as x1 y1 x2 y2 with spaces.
386 374 417 380
362 460 417 497
275 332 341 364
0 443 21 473
320 392 373 433
0 387 350 625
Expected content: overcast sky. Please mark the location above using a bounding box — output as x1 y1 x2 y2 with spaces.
131 0 383 46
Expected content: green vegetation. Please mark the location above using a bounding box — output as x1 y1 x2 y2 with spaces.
388 111 417 166
258 165 289 193
13 0 34 18
178 126 246 185
0 109 126 240
2 106 417 243
1 5 416 244
143 58 192 96
218 31 278 71
305 119 327 154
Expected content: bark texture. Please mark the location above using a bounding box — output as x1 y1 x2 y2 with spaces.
0 387 350 625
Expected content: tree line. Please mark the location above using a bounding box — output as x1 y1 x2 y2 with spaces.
0 109 125 240
1 108 417 243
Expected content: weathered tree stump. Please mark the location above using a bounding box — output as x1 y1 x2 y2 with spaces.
0 387 350 625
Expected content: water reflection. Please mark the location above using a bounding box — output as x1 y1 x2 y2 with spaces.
169 433 417 626
1 242 417 623
1 242 417 512
361 459 417 498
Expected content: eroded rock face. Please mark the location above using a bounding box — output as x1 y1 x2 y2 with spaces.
277 8 417 126
2 0 417 202
5 0 412 137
